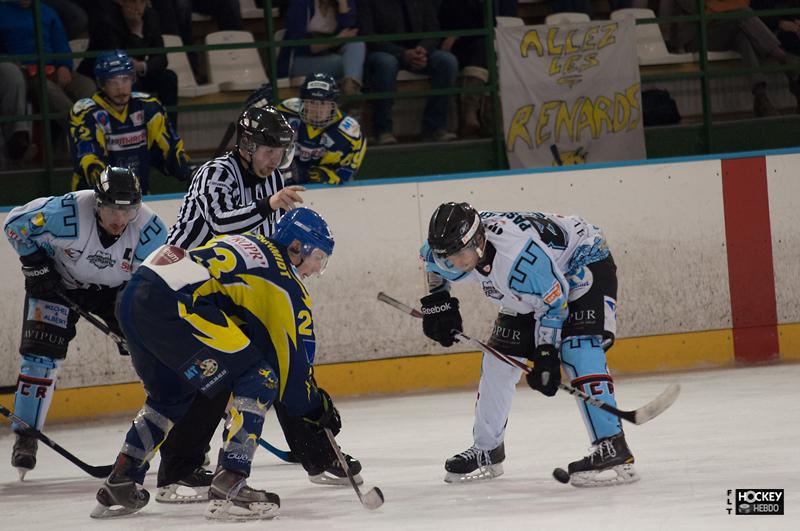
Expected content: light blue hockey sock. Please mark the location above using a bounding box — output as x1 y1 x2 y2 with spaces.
560 336 622 442
12 354 60 433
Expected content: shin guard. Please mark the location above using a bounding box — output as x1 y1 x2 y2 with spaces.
560 335 622 442
12 354 60 432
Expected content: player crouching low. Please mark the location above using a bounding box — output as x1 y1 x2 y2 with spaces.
90 208 357 521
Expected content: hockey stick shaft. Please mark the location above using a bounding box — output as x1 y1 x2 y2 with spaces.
376 292 679 425
324 427 384 510
0 404 113 478
257 437 296 463
56 290 129 352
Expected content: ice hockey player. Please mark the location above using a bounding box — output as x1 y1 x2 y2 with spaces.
68 50 191 193
91 208 358 521
3 167 167 479
419 202 638 487
278 73 366 185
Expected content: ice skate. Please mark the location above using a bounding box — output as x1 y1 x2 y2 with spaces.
90 454 150 519
567 432 639 487
11 432 37 481
155 466 213 503
205 469 280 521
307 452 363 486
444 442 505 483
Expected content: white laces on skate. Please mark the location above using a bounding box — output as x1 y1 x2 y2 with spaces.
589 439 617 463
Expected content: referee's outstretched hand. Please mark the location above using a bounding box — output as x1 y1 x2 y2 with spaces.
269 185 306 212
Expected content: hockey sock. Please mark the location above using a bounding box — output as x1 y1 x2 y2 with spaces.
121 404 175 483
220 364 278 475
561 335 622 442
12 354 60 432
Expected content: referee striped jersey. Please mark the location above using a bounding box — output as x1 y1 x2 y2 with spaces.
167 151 284 249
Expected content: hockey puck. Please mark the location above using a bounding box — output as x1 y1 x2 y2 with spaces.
552 468 570 484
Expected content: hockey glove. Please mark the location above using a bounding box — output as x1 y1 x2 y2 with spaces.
420 291 462 347
20 250 61 298
525 344 561 397
303 387 342 435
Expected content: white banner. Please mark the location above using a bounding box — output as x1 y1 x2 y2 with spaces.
497 19 646 168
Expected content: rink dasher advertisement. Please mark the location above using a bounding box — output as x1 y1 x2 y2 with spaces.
496 19 647 168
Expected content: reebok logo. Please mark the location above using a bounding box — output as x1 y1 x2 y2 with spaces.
422 303 452 315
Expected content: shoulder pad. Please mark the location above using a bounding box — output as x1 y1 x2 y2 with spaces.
280 98 303 114
338 116 361 138
72 97 97 115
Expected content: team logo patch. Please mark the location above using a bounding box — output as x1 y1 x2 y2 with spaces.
94 110 111 133
543 280 563 305
130 110 144 126
567 266 593 302
87 250 116 269
199 358 219 377
32 213 46 227
6 228 21 242
482 280 504 300
181 355 229 394
338 116 361 137
27 299 69 329
149 245 186 266
227 235 269 269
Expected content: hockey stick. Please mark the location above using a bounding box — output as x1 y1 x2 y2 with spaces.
257 437 296 463
376 292 680 425
0 404 113 478
56 290 129 353
324 428 384 510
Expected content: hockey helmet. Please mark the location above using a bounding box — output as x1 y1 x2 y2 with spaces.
94 166 142 208
274 208 334 275
94 50 135 85
236 105 295 169
299 73 339 128
427 202 485 268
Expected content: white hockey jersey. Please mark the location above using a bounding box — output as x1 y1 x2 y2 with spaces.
421 211 610 347
4 190 167 289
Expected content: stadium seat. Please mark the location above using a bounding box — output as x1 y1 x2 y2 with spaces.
545 12 591 25
496 16 525 27
610 8 741 66
206 30 268 91
68 38 88 70
163 34 220 98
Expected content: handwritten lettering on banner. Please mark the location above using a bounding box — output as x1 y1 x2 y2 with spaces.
497 19 646 168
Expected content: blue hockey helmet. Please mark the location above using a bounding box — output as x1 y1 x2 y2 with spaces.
274 208 335 274
299 73 339 128
94 50 135 85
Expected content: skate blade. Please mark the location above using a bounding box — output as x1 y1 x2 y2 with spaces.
444 463 503 484
16 467 30 481
204 499 279 521
570 463 640 488
308 472 364 486
155 484 209 503
90 502 144 519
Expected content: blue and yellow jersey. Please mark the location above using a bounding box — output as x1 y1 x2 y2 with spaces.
277 98 366 185
68 91 191 193
139 233 317 404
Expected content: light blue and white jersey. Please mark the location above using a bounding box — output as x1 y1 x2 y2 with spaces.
421 211 609 347
4 190 167 289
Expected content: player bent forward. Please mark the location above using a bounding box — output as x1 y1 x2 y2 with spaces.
419 202 639 487
91 208 349 520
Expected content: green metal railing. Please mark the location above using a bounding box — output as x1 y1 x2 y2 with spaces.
3 0 800 199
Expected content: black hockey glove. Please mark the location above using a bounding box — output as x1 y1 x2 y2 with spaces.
303 387 341 435
20 250 61 298
420 291 462 347
525 344 561 397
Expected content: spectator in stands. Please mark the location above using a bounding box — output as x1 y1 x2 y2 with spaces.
665 0 800 117
0 62 37 161
69 50 190 193
277 73 367 184
77 0 179 125
44 0 89 39
439 0 490 137
278 0 365 97
0 0 96 151
753 0 800 54
357 0 459 145
150 0 244 79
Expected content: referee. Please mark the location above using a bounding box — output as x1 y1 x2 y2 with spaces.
155 104 305 503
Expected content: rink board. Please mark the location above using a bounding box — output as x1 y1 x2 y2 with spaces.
0 150 797 414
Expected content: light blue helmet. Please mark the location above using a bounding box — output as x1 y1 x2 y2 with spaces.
94 50 135 85
274 208 334 258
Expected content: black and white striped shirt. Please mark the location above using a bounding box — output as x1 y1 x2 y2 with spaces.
167 152 284 249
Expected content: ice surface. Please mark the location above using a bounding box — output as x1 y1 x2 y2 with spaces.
1 364 798 530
